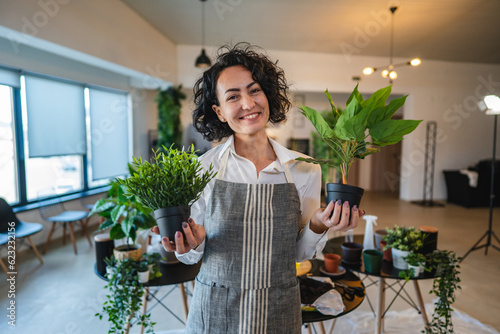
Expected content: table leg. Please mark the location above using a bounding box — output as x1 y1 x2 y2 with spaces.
413 280 429 329
28 236 44 265
179 283 189 320
328 318 337 334
140 287 149 334
318 321 326 334
375 277 385 334
306 324 312 334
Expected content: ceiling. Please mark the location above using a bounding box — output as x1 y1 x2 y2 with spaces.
122 0 500 65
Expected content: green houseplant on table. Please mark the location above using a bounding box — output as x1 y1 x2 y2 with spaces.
383 224 425 270
89 178 157 260
97 257 155 333
298 84 422 206
117 145 216 242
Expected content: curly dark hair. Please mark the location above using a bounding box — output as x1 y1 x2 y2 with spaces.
192 43 291 142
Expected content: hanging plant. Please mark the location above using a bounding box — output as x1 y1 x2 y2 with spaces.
156 85 186 150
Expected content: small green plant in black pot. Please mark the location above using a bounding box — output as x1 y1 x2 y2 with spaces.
117 145 216 241
298 84 422 207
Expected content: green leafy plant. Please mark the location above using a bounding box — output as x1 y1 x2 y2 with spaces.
89 180 157 246
310 109 342 184
144 252 162 280
96 257 156 333
398 252 427 281
424 250 462 334
298 84 422 184
404 251 427 266
117 145 217 210
383 225 426 252
156 85 186 150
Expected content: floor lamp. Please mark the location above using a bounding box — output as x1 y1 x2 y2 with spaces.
461 95 500 262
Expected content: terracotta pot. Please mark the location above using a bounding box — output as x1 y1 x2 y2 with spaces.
154 206 191 241
326 183 364 208
380 241 392 262
324 253 341 273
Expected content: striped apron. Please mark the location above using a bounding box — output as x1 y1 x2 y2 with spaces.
185 148 302 334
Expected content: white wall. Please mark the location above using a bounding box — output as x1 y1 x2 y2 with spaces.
177 45 500 201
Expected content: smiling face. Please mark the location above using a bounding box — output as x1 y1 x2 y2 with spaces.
212 65 270 138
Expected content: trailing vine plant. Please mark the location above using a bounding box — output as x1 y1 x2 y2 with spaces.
424 250 462 334
96 257 155 333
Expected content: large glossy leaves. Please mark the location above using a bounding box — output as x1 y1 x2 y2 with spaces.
367 95 408 127
370 119 423 146
361 85 392 109
299 105 334 139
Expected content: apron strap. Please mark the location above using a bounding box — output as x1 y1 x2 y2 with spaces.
217 148 230 180
217 145 295 184
283 163 294 184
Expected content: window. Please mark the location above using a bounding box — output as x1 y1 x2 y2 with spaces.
0 67 131 207
0 85 18 203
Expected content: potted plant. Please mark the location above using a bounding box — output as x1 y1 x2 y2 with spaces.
117 145 216 241
383 225 425 269
403 251 427 277
89 179 157 260
156 85 186 151
298 84 422 206
137 259 150 283
144 252 162 280
424 250 461 334
96 257 156 333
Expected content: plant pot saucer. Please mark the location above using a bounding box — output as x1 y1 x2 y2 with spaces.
320 265 346 278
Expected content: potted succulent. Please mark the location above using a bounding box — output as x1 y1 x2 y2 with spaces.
117 145 216 241
298 84 422 206
89 179 157 260
97 257 156 333
383 225 425 270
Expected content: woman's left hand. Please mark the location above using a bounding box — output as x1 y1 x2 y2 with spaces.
309 200 365 234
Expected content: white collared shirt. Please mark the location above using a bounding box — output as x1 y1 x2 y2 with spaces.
176 135 327 264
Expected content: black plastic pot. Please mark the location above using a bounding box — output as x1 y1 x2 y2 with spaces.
154 206 191 241
326 183 364 208
341 242 363 265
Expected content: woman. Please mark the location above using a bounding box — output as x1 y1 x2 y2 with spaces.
153 43 364 333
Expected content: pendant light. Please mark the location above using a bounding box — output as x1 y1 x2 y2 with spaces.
362 6 421 83
195 0 211 68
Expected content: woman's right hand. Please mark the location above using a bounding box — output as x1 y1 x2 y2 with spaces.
151 217 206 254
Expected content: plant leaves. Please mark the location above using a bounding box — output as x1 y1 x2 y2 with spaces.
367 95 408 127
333 95 364 140
299 105 334 138
325 89 340 119
346 83 363 106
370 119 423 146
361 85 392 109
109 223 126 240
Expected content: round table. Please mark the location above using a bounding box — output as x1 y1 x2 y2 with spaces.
301 259 365 334
324 235 436 334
